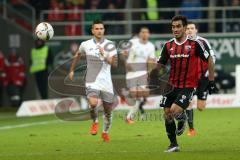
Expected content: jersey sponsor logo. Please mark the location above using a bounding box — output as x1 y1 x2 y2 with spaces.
170 54 190 58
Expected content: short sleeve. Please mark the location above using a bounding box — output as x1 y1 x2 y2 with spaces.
78 42 85 54
195 40 209 61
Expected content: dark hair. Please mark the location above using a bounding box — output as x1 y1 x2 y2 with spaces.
171 15 188 27
187 21 199 30
91 20 104 28
139 26 149 33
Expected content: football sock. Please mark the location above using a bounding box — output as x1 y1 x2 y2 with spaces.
127 100 139 120
186 109 194 129
139 98 146 115
89 106 98 123
165 118 177 145
103 109 112 133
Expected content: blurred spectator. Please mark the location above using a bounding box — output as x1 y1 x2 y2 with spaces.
6 50 26 107
54 42 77 69
140 0 159 33
64 0 83 36
0 51 8 106
102 3 124 35
180 0 203 19
141 0 159 21
84 0 102 35
30 39 53 99
226 0 240 32
48 0 65 21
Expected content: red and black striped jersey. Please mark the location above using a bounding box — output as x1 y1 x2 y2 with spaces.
158 37 209 88
195 36 215 79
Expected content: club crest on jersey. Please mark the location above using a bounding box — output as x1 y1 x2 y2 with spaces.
185 45 191 51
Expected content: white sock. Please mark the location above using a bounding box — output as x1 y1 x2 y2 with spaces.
126 101 140 120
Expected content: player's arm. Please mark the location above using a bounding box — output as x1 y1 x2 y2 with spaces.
99 44 118 67
104 55 117 67
149 43 169 79
147 45 157 73
196 40 218 94
69 51 81 81
196 40 215 81
203 39 216 81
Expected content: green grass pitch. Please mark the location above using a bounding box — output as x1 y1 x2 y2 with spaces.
0 108 240 160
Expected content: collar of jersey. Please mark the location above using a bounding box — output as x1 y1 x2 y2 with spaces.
93 38 105 44
174 36 188 45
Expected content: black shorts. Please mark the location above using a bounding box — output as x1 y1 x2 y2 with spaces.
160 88 195 110
195 77 209 100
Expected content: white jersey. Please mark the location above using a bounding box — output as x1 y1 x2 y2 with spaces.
79 38 117 94
126 38 156 79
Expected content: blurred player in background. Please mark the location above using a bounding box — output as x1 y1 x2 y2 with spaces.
155 15 217 152
123 26 156 124
69 20 117 142
185 21 217 136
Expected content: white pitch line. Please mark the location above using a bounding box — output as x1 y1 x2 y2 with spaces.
0 120 60 130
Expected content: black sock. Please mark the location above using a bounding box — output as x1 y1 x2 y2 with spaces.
139 99 146 115
186 109 194 129
165 119 177 145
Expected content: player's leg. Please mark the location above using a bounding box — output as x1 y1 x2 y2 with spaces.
101 91 116 142
173 88 195 136
86 88 100 135
170 103 187 136
126 89 139 124
160 91 179 152
186 102 195 136
138 76 149 120
126 75 149 122
164 107 180 152
125 78 139 123
197 99 206 111
196 77 209 111
139 97 146 119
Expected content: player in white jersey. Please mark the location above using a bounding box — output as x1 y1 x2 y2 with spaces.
185 21 216 136
69 20 117 142
123 27 156 124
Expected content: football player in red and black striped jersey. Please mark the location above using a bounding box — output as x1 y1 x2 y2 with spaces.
154 15 217 152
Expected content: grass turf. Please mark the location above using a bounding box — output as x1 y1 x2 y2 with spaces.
0 108 240 160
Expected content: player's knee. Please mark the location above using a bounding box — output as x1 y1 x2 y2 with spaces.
88 99 98 108
164 111 173 122
197 106 205 111
197 101 206 111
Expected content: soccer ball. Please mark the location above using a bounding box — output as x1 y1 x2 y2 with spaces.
35 22 54 40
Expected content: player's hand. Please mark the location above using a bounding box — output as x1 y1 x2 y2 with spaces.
69 71 74 81
98 45 104 57
207 81 219 94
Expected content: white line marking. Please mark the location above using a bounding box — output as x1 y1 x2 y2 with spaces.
0 120 60 130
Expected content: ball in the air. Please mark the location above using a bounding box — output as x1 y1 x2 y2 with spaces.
35 22 54 40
